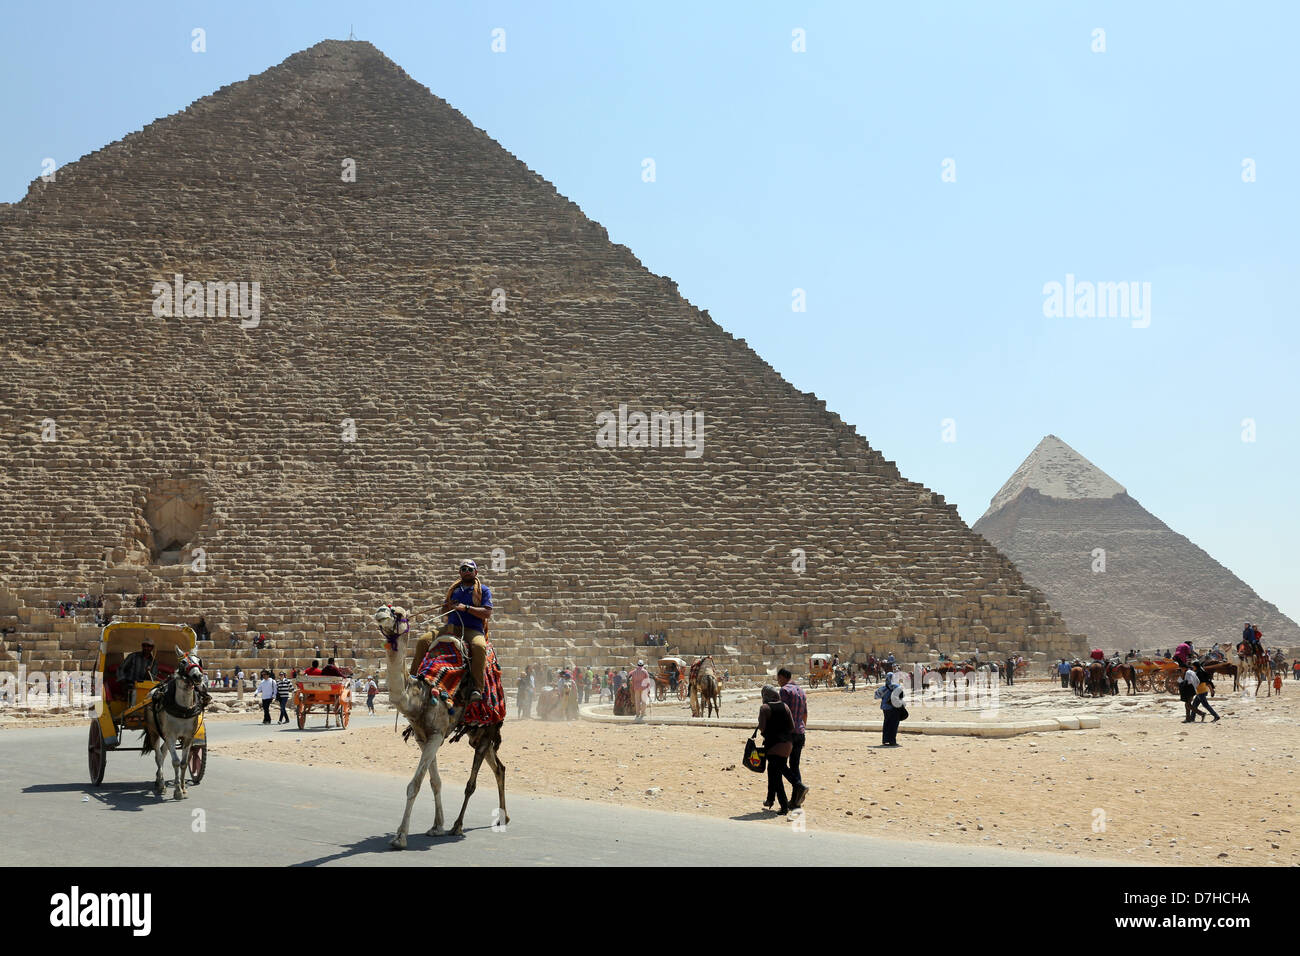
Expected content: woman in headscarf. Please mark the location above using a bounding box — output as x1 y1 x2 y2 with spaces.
758 685 798 813
874 668 904 746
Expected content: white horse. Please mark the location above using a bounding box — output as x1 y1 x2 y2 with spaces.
141 647 208 799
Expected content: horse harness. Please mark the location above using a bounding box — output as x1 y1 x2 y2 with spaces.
149 677 210 721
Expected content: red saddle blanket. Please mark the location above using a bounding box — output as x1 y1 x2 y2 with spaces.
417 640 506 727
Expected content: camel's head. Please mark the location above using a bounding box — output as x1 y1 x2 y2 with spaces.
374 604 410 650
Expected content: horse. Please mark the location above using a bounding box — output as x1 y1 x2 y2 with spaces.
1110 662 1137 695
862 657 881 684
1086 661 1108 697
1200 660 1238 693
1069 665 1087 696
141 647 208 800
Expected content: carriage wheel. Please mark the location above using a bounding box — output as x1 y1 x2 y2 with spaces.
188 744 207 784
296 707 306 730
339 702 351 729
677 682 688 701
88 721 106 785
655 684 666 702
1164 674 1181 695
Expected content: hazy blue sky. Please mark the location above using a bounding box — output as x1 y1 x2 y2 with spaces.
2 1 1296 622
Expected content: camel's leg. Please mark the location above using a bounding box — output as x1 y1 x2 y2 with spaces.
392 735 441 850
451 746 488 836
425 749 446 837
479 742 509 828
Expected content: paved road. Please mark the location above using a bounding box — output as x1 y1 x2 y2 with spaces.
0 719 1102 866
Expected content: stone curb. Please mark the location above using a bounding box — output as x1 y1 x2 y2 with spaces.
578 704 1099 737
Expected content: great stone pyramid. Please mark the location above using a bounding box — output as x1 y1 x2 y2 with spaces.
0 40 1082 679
974 436 1300 653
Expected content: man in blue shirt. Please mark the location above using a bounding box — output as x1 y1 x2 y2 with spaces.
1057 659 1071 688
440 560 493 702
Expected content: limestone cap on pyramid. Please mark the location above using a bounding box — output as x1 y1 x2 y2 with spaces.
980 435 1126 521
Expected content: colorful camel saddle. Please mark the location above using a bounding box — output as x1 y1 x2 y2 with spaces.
417 639 506 727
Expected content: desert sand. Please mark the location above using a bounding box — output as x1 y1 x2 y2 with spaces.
217 675 1298 866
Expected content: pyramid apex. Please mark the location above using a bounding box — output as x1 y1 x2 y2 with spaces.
980 435 1125 519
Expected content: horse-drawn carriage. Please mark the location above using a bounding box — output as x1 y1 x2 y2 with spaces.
807 653 834 688
1131 658 1182 694
293 676 352 729
88 621 208 787
654 656 690 701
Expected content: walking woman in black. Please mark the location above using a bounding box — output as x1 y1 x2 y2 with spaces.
758 685 799 814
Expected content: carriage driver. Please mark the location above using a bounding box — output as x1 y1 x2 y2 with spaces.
117 639 159 707
438 560 492 703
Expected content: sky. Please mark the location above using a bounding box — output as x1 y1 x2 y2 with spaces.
2 1 1296 621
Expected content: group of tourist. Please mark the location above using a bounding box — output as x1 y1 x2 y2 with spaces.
252 660 374 723
54 594 111 626
639 632 668 647
49 590 159 625
755 667 811 815
1178 659 1221 723
256 671 293 724
516 663 695 719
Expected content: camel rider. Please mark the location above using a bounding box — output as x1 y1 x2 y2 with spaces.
440 560 492 703
1241 623 1261 655
1174 641 1194 668
117 639 158 707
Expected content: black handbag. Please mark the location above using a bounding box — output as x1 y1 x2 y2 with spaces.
743 727 767 773
892 683 909 721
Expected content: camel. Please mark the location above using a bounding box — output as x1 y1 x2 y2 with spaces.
690 657 721 718
1236 643 1271 697
375 605 507 849
140 646 208 800
536 675 577 720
